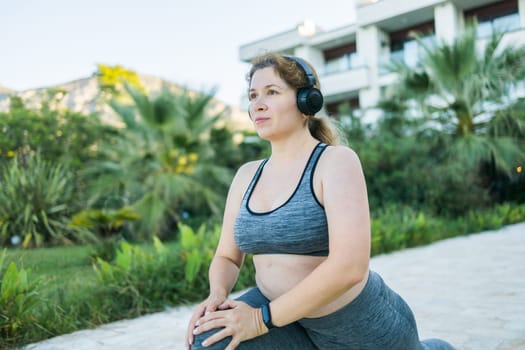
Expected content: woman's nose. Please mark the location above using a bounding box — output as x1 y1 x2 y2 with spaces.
252 97 267 111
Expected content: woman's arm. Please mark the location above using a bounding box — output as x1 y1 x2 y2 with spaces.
206 161 258 301
185 161 259 349
269 145 371 327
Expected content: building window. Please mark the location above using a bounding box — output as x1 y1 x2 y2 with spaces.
465 0 520 38
321 43 359 75
389 21 435 68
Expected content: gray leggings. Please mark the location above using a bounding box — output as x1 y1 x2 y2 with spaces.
191 271 455 350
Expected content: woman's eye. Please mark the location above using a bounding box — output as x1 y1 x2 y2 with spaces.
267 90 278 95
248 93 257 101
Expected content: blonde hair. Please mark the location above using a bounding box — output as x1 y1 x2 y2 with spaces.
247 52 343 145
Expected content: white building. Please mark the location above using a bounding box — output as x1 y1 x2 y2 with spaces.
239 0 525 120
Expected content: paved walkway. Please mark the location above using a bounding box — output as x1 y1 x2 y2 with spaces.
23 223 525 350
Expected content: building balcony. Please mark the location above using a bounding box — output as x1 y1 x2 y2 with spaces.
320 65 370 101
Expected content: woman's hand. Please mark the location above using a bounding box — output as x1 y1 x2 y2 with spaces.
185 293 228 349
192 300 268 350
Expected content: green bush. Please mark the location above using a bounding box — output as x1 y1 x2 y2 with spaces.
93 238 179 318
91 222 255 321
462 203 525 233
0 154 82 248
371 205 444 255
91 224 214 319
0 249 43 348
0 96 116 171
505 204 525 223
370 203 525 257
69 206 141 242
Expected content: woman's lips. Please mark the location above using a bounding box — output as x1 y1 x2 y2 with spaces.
255 117 269 124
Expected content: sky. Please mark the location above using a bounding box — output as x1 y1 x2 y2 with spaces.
1 0 356 107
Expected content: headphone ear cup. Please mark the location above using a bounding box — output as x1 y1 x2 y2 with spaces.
297 87 324 115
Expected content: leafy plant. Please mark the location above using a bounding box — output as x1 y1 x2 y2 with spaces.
178 222 254 293
92 237 186 317
85 84 234 239
0 154 80 248
0 97 115 171
371 204 449 255
0 249 42 346
69 206 140 239
179 223 218 283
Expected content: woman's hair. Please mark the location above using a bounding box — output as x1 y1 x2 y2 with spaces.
246 52 343 146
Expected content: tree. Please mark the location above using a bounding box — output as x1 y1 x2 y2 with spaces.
84 84 233 239
379 22 525 208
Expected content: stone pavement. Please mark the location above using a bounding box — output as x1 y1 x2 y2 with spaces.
23 222 525 350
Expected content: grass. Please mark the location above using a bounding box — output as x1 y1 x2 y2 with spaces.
4 244 97 295
3 240 182 301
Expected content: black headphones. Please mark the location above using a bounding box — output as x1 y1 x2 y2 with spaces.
284 55 324 116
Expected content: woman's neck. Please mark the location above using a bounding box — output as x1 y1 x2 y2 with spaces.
268 132 318 164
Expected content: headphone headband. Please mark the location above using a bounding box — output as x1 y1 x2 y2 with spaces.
283 55 317 88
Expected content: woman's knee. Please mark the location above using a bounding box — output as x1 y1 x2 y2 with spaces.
421 338 457 350
190 328 231 350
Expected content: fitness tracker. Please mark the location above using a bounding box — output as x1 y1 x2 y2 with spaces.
261 303 275 329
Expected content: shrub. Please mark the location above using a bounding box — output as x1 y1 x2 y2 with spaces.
91 222 254 320
0 97 115 171
69 206 140 242
371 205 439 255
505 204 525 224
92 234 192 319
0 154 81 248
92 238 177 318
0 250 43 348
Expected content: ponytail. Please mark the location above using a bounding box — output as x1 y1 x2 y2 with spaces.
307 115 346 146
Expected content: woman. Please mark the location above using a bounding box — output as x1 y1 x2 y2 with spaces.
185 52 455 350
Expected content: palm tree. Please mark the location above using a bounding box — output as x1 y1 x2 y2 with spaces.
85 84 233 239
379 22 525 186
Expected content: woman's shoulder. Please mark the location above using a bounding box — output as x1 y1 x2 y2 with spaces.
318 144 364 179
230 159 266 190
322 144 361 164
236 159 265 177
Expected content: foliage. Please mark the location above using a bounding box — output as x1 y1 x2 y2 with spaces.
69 206 140 239
91 223 215 319
370 202 525 256
370 205 444 255
85 84 235 239
0 94 118 247
90 222 254 320
92 238 176 318
1 203 524 348
178 223 217 285
0 154 84 248
176 222 255 293
353 133 432 210
0 249 43 347
68 206 141 262
208 128 270 170
374 22 525 210
0 96 116 171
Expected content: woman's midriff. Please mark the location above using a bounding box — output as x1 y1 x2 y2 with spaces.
253 254 369 318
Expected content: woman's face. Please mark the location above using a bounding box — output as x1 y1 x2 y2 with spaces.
248 66 304 141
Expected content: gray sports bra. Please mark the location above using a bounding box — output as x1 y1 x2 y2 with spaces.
233 142 329 256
